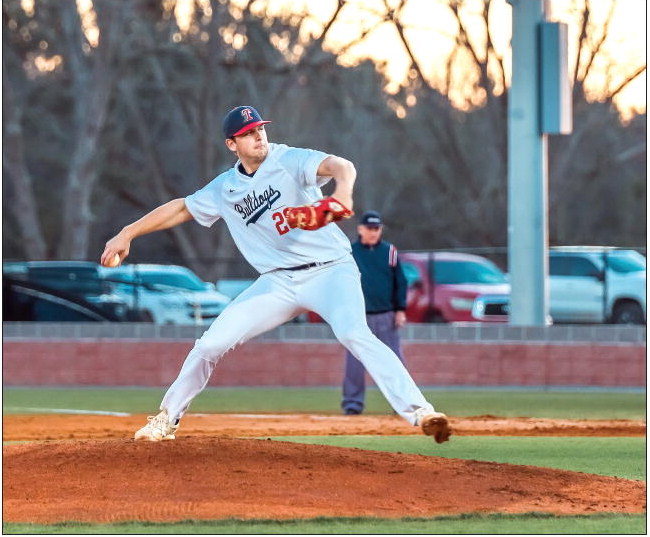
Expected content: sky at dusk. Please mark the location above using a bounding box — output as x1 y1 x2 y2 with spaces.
232 0 646 118
23 0 646 117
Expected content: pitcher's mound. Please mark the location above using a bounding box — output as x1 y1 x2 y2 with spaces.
3 437 645 523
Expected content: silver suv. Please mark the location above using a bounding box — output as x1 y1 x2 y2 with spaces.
549 247 646 324
99 264 231 325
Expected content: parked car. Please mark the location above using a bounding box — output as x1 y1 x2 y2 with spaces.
549 247 646 324
3 275 124 322
215 279 255 300
99 264 232 325
457 247 646 325
3 261 130 320
399 252 510 323
471 293 511 320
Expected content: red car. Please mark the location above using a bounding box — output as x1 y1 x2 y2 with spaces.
400 251 510 323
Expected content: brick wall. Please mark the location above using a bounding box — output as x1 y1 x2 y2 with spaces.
2 339 644 387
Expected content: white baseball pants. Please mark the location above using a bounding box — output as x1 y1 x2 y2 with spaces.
161 256 435 425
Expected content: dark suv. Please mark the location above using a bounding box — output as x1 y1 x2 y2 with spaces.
3 261 129 320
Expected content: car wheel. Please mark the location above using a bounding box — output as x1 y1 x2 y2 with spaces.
611 302 645 325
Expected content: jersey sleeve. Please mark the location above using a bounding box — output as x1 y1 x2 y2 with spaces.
282 147 332 188
184 180 222 227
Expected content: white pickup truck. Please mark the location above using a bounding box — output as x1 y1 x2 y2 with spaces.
549 247 646 324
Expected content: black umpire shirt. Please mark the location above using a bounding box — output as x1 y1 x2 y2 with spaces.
351 239 408 314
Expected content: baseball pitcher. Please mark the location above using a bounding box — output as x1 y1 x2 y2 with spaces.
101 106 451 444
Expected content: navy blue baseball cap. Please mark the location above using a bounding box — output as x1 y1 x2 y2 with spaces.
360 211 383 226
222 106 271 138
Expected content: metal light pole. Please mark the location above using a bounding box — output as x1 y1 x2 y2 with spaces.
507 0 571 325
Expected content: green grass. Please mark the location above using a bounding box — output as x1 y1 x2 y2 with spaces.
271 435 646 480
3 387 646 534
425 389 646 420
3 513 646 534
3 387 646 419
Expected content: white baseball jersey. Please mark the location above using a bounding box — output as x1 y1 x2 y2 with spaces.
185 143 351 273
156 141 438 433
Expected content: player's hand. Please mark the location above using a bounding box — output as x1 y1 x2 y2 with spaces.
101 233 131 267
285 197 353 231
395 311 407 328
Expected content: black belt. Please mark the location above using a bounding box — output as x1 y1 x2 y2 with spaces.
285 260 334 271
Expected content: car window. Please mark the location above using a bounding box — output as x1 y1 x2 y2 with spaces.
567 257 601 277
607 252 646 273
139 272 206 291
401 262 422 286
27 267 105 295
549 256 571 276
432 259 507 284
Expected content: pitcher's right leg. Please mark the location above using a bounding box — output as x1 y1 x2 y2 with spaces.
299 259 451 442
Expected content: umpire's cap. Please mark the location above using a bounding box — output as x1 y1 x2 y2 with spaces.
360 211 383 226
222 106 271 138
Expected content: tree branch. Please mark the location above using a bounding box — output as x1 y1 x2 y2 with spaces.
609 65 646 100
384 0 429 89
579 0 615 86
572 0 590 90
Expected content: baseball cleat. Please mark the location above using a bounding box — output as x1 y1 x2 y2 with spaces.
134 409 178 441
418 411 452 443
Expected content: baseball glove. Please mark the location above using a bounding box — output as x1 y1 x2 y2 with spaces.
285 197 353 231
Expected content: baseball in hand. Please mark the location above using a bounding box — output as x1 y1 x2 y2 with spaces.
106 253 121 267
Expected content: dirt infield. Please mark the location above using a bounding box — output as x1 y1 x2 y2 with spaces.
3 413 646 441
2 414 646 523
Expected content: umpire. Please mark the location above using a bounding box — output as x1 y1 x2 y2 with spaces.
342 210 408 415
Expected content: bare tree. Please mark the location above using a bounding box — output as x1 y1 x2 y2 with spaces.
2 56 47 259
374 0 508 247
547 0 646 245
3 0 644 273
57 0 128 259
365 0 645 248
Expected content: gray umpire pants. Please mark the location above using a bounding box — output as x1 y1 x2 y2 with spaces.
342 311 405 414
